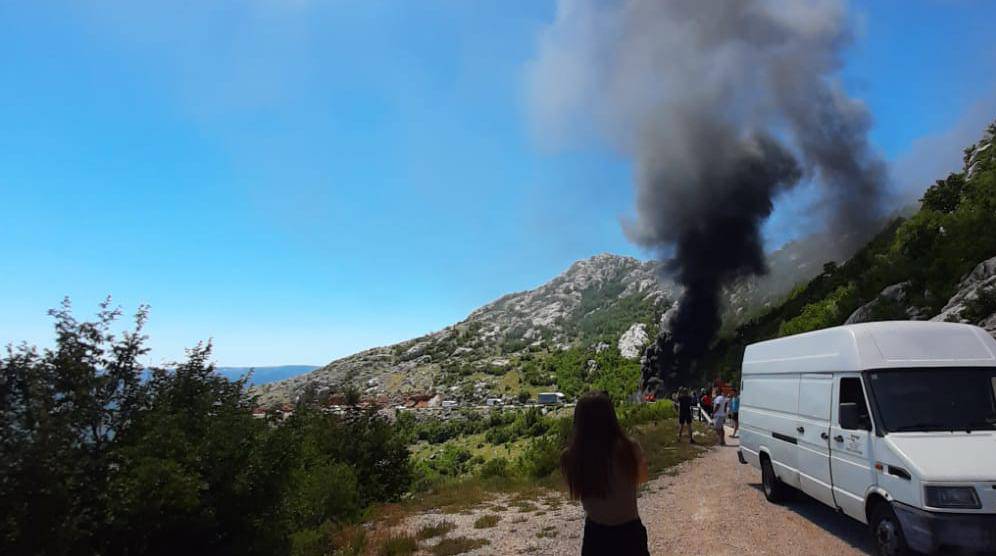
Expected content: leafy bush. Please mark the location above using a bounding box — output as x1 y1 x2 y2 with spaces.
517 435 562 479
478 457 510 479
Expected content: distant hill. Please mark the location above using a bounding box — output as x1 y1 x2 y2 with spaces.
216 365 319 386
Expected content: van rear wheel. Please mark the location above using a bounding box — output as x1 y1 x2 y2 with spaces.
760 456 790 503
870 502 911 556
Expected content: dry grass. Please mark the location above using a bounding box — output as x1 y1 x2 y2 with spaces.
331 524 367 556
416 520 457 540
430 536 490 556
472 514 500 529
535 526 558 539
512 501 538 513
376 532 418 556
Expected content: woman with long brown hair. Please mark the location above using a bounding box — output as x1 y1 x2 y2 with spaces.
561 391 649 555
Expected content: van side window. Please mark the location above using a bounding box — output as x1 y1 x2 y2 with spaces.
839 377 871 430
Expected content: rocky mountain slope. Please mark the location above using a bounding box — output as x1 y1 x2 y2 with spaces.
254 254 672 406
255 239 837 406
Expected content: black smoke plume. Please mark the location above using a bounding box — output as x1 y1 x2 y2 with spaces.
528 0 886 390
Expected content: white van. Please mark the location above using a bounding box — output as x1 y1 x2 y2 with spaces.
738 321 996 555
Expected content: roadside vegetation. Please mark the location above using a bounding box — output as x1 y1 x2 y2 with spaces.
1 301 711 556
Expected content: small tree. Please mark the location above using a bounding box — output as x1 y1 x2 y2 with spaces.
343 385 361 406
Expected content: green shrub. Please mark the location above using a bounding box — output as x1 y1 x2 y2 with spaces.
517 435 562 479
289 521 335 556
473 514 500 529
478 457 510 479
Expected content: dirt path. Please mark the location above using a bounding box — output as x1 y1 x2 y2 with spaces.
403 432 874 555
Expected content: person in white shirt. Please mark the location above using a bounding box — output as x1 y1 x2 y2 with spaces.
711 389 728 446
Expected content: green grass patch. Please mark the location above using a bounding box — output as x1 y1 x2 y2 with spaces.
632 419 714 479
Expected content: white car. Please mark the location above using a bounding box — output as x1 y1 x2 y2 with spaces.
738 321 996 555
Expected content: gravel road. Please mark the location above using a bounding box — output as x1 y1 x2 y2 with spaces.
638 434 872 555
404 432 874 555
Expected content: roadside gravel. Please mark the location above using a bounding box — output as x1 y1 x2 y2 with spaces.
639 434 871 555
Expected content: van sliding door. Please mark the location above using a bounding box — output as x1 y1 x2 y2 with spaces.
829 374 876 523
796 374 834 507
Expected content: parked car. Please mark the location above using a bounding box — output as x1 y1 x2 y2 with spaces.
738 321 996 556
537 392 565 405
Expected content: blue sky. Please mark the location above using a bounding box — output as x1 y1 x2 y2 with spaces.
2 1 994 366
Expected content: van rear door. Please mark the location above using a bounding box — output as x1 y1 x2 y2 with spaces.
796 374 834 507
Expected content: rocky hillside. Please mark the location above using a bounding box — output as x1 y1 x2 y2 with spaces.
698 121 996 381
256 238 841 406
254 254 672 406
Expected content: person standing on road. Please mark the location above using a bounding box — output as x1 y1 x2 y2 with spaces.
676 387 695 444
729 390 740 438
561 391 650 556
711 389 729 446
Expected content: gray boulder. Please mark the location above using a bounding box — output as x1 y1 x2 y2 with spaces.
930 255 996 335
618 323 649 359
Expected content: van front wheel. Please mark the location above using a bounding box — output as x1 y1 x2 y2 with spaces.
870 502 911 556
761 456 790 503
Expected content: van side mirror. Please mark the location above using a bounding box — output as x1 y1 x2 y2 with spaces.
839 402 870 431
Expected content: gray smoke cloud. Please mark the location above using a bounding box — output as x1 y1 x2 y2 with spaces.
527 0 886 384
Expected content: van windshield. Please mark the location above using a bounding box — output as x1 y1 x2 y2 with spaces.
867 368 996 433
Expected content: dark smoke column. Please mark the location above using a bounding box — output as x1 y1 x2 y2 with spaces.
528 0 886 392
638 130 801 390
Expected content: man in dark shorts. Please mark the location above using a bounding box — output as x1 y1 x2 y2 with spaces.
676 387 695 443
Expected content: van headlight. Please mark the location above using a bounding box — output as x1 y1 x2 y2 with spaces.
924 486 981 509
